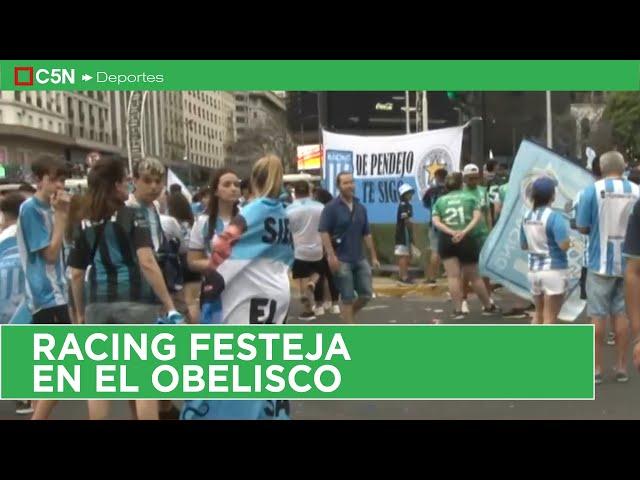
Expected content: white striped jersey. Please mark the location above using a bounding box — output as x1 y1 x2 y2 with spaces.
16 196 68 313
206 197 294 325
0 225 26 323
520 207 569 272
576 178 640 276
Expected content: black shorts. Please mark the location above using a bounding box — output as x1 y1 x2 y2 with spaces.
292 259 325 279
183 266 201 283
438 235 479 265
33 305 72 325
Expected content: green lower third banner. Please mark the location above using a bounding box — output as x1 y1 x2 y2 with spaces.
0 325 594 400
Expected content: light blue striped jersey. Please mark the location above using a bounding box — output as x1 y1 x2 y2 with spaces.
0 224 26 323
520 207 569 271
16 196 68 313
576 177 640 276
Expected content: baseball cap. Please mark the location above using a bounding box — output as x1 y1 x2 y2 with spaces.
398 183 415 196
462 164 480 176
532 176 556 197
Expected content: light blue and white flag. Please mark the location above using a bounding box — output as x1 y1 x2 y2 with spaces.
480 140 594 321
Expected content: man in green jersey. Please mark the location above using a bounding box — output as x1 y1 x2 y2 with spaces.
432 172 498 320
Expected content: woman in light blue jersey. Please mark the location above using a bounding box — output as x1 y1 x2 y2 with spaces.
520 177 571 324
187 168 240 324
181 155 293 420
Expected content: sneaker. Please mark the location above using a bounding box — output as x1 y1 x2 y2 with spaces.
482 304 501 316
298 311 316 321
323 301 332 310
595 373 603 385
398 278 414 285
461 300 470 314
524 303 536 312
15 400 33 415
314 306 325 316
615 370 629 383
331 305 341 315
423 279 437 285
450 311 467 321
607 332 616 346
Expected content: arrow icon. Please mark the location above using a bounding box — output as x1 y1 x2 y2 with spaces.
82 74 93 81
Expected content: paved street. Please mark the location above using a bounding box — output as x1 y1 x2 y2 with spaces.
1 283 636 420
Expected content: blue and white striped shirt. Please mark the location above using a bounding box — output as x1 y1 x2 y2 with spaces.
0 225 26 323
16 196 68 313
520 207 569 272
576 177 640 277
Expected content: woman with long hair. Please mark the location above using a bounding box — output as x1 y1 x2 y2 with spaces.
432 172 498 320
187 168 240 324
520 176 570 325
67 157 183 420
181 154 293 420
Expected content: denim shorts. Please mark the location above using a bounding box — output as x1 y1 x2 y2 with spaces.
333 259 373 305
586 271 625 317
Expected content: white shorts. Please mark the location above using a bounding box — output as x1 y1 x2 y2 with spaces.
394 245 410 256
528 269 569 296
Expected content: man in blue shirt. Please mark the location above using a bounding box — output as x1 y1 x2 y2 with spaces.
319 172 380 324
16 156 71 325
577 151 640 384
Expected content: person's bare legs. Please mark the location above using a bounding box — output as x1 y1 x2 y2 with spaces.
298 278 314 314
614 313 629 374
31 400 58 420
593 316 606 378
443 258 463 311
532 295 544 324
341 304 355 324
427 251 441 283
352 297 370 317
397 255 410 281
184 282 201 324
136 400 159 420
88 400 111 420
461 264 492 309
543 294 564 324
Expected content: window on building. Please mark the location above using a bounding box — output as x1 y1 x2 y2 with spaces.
99 132 104 142
59 123 63 134
254 112 258 119
0 110 2 122
48 120 53 130
14 91 21 102
90 130 94 140
88 91 94 99
37 117 43 129
26 93 32 105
